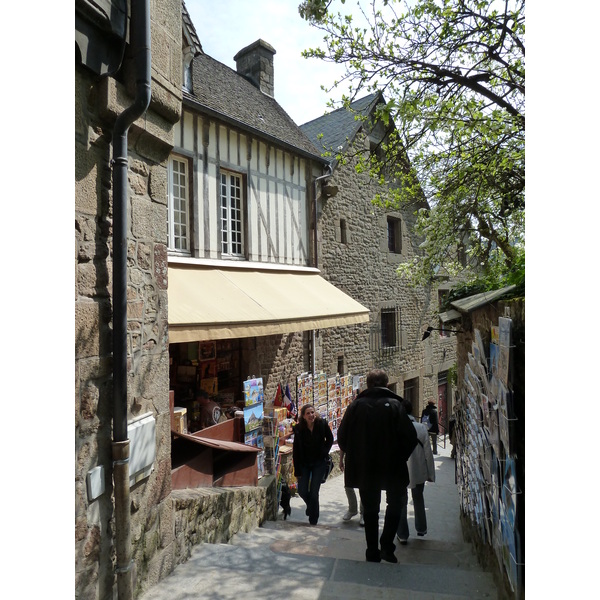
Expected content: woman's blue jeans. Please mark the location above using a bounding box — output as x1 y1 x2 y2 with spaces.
297 459 328 525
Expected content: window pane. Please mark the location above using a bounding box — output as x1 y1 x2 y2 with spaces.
220 170 243 256
169 157 189 252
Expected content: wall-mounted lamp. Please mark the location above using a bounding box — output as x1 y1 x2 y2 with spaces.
421 326 461 341
322 183 339 198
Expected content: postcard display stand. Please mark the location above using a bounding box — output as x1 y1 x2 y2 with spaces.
243 378 265 477
455 317 523 597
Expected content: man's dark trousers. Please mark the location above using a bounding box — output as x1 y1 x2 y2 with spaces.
360 482 404 560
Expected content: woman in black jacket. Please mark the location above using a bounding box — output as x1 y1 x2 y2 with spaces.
292 404 333 525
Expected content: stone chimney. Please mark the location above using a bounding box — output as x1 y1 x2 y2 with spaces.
234 39 276 97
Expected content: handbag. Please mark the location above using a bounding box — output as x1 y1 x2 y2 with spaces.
321 455 334 483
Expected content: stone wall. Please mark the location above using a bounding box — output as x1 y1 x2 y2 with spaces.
75 1 182 599
242 332 310 402
316 129 457 414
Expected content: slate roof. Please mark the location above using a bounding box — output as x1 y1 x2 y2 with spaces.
450 285 518 314
184 52 325 162
300 92 383 163
181 1 202 56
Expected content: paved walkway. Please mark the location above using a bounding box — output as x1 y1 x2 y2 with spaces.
141 441 498 599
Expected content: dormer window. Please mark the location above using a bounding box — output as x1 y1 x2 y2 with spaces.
183 47 194 92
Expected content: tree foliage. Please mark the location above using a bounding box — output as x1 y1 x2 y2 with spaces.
299 0 525 287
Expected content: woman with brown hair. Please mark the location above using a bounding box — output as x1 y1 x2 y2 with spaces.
292 404 333 526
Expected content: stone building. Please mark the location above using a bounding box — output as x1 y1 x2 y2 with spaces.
301 93 458 423
76 0 182 598
75 3 459 599
75 2 368 599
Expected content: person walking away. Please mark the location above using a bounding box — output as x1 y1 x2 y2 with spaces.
338 450 364 525
397 399 435 545
449 413 457 459
337 369 418 563
421 400 439 454
292 404 333 526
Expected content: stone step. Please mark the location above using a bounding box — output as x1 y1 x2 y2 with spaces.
169 536 497 600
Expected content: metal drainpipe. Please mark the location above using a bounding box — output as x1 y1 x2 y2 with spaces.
311 166 332 377
111 1 151 599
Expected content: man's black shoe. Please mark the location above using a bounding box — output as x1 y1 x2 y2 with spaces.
380 550 398 563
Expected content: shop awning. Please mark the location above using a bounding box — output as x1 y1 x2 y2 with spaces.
168 263 371 343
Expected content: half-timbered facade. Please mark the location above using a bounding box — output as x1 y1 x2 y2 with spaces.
167 13 369 425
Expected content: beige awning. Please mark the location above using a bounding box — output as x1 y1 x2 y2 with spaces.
168 264 370 343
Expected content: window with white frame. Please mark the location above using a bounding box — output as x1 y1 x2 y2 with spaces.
220 170 244 257
168 155 190 253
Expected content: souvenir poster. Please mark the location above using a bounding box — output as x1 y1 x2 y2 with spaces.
498 382 511 454
489 451 501 528
340 375 353 412
480 394 490 429
497 344 510 386
200 377 218 395
500 507 518 592
352 375 365 396
498 317 511 348
296 373 313 412
474 328 486 369
244 402 264 433
245 429 258 445
327 376 341 432
472 339 481 365
243 378 264 407
491 325 499 345
199 360 217 379
257 451 265 478
199 341 216 360
488 407 500 456
502 457 517 536
489 343 499 377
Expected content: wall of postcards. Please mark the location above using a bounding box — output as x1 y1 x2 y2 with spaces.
455 316 522 596
296 372 364 441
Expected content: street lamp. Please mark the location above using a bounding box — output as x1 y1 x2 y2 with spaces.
421 326 460 341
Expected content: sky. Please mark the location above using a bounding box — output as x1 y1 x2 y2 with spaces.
184 0 351 125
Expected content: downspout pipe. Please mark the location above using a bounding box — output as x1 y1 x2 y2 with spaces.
311 165 333 377
111 1 151 599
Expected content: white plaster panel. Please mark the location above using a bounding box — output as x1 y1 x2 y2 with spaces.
182 111 194 152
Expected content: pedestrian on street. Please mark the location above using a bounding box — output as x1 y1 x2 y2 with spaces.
337 369 418 563
338 450 364 525
292 404 334 526
421 400 439 454
397 399 435 545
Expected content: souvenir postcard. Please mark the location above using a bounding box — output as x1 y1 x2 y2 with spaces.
498 317 511 348
243 378 264 406
244 402 264 433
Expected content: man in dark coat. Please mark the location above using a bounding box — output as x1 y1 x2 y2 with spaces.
337 369 418 563
421 400 439 454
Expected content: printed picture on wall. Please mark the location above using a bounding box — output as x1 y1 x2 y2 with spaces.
200 377 218 395
199 341 216 360
200 360 217 378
